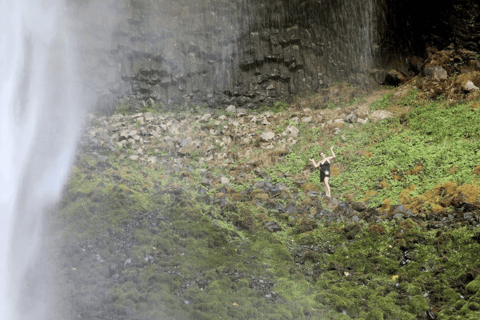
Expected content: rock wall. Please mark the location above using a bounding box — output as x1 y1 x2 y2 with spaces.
69 0 480 112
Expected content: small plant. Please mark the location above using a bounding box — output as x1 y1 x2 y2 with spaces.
370 92 393 110
114 102 131 115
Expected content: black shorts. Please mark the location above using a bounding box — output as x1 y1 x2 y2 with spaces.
320 170 330 182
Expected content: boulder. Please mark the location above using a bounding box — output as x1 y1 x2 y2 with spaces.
424 66 448 81
236 108 247 116
350 202 366 212
369 110 393 122
200 114 212 122
385 69 406 86
220 176 230 184
370 68 388 85
261 131 275 141
345 113 357 123
286 125 299 138
463 80 479 92
226 105 236 113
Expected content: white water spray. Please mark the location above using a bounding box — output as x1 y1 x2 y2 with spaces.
0 1 84 319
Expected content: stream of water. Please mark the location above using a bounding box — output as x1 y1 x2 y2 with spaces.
0 1 84 319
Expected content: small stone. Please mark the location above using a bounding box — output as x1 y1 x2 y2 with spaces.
286 125 299 138
200 114 212 122
370 110 393 122
220 176 229 184
226 105 236 113
463 80 479 92
261 131 275 141
236 108 247 116
129 155 139 161
147 157 157 164
144 112 155 122
345 113 357 123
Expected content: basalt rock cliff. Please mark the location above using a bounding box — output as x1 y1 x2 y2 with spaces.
70 0 480 111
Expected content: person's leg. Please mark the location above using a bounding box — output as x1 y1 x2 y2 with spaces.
324 177 331 197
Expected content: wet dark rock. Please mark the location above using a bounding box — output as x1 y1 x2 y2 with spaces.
427 221 444 229
307 191 319 198
370 68 388 85
286 205 298 215
404 210 415 218
254 180 273 192
334 202 356 218
269 188 282 197
264 221 282 233
295 218 318 234
219 197 229 207
241 187 254 196
385 69 406 86
391 204 406 214
424 66 448 81
74 0 480 113
275 203 285 213
393 213 404 220
350 202 367 212
458 201 480 213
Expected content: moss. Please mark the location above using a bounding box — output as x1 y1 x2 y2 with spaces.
295 218 318 234
366 309 384 320
302 182 319 193
466 276 480 294
57 89 480 320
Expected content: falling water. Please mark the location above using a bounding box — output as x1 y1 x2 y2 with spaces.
0 1 84 319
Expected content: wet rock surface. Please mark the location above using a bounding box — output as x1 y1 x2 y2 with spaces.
69 0 480 111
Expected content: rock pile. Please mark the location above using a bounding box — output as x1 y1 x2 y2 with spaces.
375 47 480 101
81 104 393 168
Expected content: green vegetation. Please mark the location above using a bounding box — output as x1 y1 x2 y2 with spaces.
56 85 480 319
326 95 366 109
369 92 394 110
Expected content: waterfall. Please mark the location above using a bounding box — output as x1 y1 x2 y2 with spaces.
0 1 84 319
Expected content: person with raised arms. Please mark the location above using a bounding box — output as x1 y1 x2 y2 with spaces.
309 146 336 197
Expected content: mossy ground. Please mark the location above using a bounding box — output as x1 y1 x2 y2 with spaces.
55 82 480 319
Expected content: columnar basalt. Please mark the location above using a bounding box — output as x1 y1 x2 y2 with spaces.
70 0 480 111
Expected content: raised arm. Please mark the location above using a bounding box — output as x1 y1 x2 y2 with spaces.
309 158 320 168
327 146 336 161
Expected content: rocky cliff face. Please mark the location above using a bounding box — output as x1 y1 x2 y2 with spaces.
69 0 480 112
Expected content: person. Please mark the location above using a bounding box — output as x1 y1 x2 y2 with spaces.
309 146 336 197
